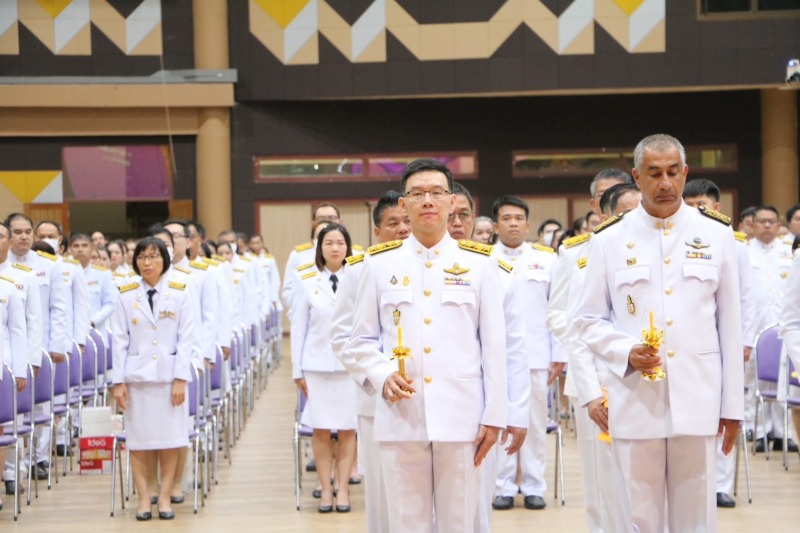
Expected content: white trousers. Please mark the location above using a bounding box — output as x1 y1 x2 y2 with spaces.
359 415 389 533
611 436 716 533
574 400 616 532
475 439 502 532
379 441 479 533
495 369 547 497
715 437 734 495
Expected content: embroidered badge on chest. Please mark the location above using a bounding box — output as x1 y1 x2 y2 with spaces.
390 275 398 285
686 237 710 249
443 263 469 276
159 310 176 319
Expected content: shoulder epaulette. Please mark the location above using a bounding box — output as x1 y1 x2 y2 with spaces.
300 271 317 280
240 256 252 263
352 244 363 252
593 213 624 234
532 242 555 254
36 250 57 261
698 205 731 226
577 257 588 269
345 254 365 266
497 259 513 273
112 272 126 278
0 274 15 285
168 281 186 291
189 260 209 270
785 238 795 246
294 242 314 252
458 239 492 256
264 253 275 259
734 231 747 243
212 254 224 262
174 265 191 275
128 271 137 277
118 282 139 293
12 263 32 272
63 257 80 265
91 264 108 271
207 258 221 266
563 233 591 249
296 261 315 271
368 240 402 255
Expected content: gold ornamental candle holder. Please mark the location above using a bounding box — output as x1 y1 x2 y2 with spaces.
391 309 413 393
641 311 666 382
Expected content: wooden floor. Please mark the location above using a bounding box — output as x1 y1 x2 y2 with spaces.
3 341 800 531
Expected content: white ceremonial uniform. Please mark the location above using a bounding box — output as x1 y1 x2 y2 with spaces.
176 257 220 363
11 250 67 466
164 266 205 370
291 265 356 430
547 233 617 533
332 254 389 533
780 253 800 400
110 277 195 450
346 235 507 533
281 242 316 314
717 231 756 496
259 252 282 313
232 254 260 330
0 275 28 380
492 242 560 500
476 261 530 532
84 264 116 334
747 236 794 439
574 204 744 533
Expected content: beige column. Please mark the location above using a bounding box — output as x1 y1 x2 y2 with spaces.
761 89 799 216
193 0 231 235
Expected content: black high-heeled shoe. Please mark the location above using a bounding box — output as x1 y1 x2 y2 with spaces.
317 504 333 513
135 511 152 521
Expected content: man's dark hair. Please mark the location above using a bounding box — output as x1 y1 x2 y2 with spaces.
682 178 721 202
312 202 341 220
315 223 352 270
609 183 641 214
70 232 92 245
191 221 207 239
163 219 190 237
599 183 629 214
372 190 404 227
400 158 454 193
32 240 56 255
35 220 63 235
740 206 757 222
146 224 174 247
786 204 800 225
537 218 562 235
754 205 780 218
4 212 32 227
132 237 171 276
590 169 633 197
451 182 474 211
492 195 529 221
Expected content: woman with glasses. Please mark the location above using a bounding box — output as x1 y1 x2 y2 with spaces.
111 236 195 521
291 223 357 513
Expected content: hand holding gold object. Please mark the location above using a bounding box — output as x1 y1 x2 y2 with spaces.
641 311 666 382
390 310 413 394
597 387 612 443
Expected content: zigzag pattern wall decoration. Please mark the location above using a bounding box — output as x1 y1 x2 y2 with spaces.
0 0 162 56
249 0 666 65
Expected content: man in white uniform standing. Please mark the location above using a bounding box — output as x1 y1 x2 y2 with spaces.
345 159 507 533
573 134 743 532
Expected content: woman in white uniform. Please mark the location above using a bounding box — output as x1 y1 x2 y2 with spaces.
292 223 357 513
112 237 195 521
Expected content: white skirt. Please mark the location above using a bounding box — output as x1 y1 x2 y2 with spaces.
125 382 189 450
304 371 357 431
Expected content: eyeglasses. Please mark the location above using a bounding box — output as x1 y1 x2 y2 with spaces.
754 218 778 226
136 254 163 263
448 211 473 222
405 188 450 203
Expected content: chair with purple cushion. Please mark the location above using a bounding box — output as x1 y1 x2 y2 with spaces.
28 352 56 492
188 365 208 513
1 364 22 520
15 364 35 506
79 336 101 407
88 329 109 405
109 430 130 517
209 344 231 481
752 324 782 459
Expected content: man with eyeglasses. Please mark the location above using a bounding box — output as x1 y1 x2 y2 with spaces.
748 205 797 452
489 195 563 512
345 158 507 533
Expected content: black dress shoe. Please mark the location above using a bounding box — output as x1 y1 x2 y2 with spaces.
305 459 317 472
158 510 175 520
170 495 185 504
349 476 362 485
135 511 152 521
317 504 333 513
716 492 736 508
746 429 754 442
492 496 514 510
524 495 547 510
35 463 49 480
755 438 768 453
55 444 72 457
788 439 799 452
5 480 23 495
312 489 322 499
